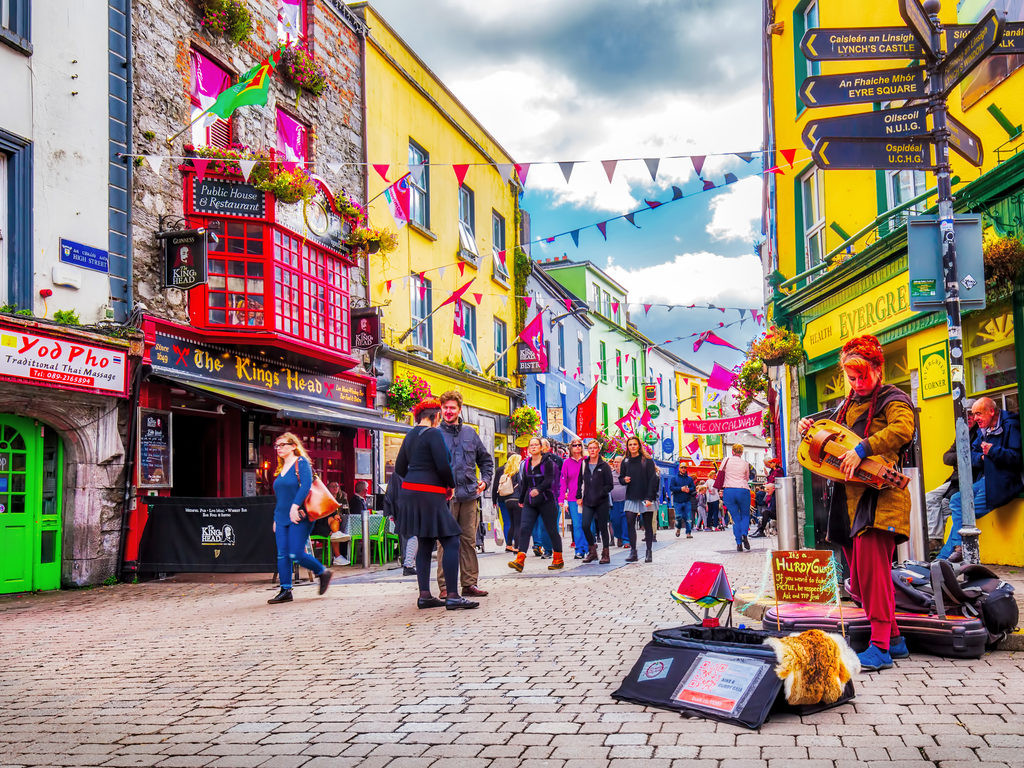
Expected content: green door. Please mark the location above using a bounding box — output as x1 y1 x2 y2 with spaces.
0 416 62 594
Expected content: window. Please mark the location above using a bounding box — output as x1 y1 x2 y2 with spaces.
493 319 508 378
794 0 819 111
0 151 6 301
273 229 350 352
458 185 478 262
603 290 611 317
800 166 825 275
189 48 232 148
410 273 432 352
614 302 621 325
207 221 266 327
459 299 480 372
802 1 820 79
617 407 624 423
276 109 308 168
277 0 306 43
615 349 623 389
591 283 600 312
1 129 31 309
408 141 429 229
965 304 1018 411
885 170 928 230
557 323 565 370
690 384 701 412
1 0 31 52
599 341 607 382
601 402 609 431
491 211 508 282
576 335 584 373
631 359 638 396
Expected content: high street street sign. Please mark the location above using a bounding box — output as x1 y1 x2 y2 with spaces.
941 9 1004 96
811 137 937 171
801 27 926 60
898 0 939 59
799 67 928 107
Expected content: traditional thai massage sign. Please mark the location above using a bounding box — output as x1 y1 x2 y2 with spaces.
771 550 840 604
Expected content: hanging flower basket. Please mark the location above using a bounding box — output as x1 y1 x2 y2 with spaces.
509 406 542 436
195 0 253 45
384 373 432 420
748 325 803 367
279 44 328 96
983 232 1024 300
346 225 398 255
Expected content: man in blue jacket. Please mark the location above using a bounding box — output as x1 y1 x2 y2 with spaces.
937 397 1023 561
436 390 495 597
670 462 697 538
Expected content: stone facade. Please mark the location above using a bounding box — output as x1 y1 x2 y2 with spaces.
130 0 367 318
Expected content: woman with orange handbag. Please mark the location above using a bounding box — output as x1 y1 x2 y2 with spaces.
268 432 331 604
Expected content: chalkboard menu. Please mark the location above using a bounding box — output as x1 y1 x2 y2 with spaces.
192 178 266 219
138 408 173 488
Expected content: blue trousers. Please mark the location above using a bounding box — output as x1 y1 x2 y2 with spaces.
938 478 990 560
610 500 627 542
275 518 325 589
723 488 751 547
497 498 513 543
673 500 692 534
567 501 587 556
533 516 552 553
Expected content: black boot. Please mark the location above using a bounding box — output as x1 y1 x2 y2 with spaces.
267 588 293 604
644 546 653 563
742 535 750 551
625 549 639 562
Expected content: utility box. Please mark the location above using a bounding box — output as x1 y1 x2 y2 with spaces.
906 215 986 312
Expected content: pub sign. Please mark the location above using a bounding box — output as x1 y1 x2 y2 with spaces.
161 229 208 290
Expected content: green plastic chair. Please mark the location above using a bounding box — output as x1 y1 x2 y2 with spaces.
309 535 332 568
366 513 386 564
344 514 363 565
384 517 400 562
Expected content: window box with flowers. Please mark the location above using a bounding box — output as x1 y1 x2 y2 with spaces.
279 44 328 97
194 0 253 45
509 406 542 436
183 144 316 205
384 373 433 421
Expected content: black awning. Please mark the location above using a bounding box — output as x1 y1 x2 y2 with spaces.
150 373 410 433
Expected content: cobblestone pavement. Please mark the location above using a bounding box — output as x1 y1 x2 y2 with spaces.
2 529 1023 768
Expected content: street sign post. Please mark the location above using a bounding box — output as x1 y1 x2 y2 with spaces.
811 137 936 170
947 114 984 166
802 104 928 148
898 0 939 58
800 26 925 60
946 20 1024 53
799 67 927 107
940 9 1003 96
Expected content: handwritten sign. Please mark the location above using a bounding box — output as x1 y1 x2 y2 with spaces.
682 411 764 435
771 550 839 604
672 653 769 716
138 409 173 488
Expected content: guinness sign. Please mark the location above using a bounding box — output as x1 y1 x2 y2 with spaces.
160 229 208 290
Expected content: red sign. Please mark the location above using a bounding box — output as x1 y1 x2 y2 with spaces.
771 550 839 604
682 411 764 435
0 324 128 396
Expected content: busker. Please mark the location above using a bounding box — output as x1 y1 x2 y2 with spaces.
798 334 914 671
578 438 615 563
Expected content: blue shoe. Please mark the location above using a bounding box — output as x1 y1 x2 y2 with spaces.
857 643 893 672
889 636 910 660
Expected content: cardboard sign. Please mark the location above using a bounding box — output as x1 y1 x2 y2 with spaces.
771 550 839 604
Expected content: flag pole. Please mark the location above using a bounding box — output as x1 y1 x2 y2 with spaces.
166 107 216 146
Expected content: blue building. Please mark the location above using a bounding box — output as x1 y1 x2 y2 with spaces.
522 263 592 446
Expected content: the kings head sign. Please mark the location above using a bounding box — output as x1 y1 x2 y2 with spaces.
161 229 208 290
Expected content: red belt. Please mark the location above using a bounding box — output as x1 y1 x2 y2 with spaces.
402 481 448 494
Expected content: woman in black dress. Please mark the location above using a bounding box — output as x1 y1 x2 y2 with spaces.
578 438 614 563
395 399 479 611
508 436 564 572
619 437 660 563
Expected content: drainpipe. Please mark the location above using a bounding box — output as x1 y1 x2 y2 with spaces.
124 0 134 319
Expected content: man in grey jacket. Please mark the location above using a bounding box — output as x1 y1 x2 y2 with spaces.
436 390 494 598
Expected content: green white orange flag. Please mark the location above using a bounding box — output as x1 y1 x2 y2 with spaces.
207 47 284 120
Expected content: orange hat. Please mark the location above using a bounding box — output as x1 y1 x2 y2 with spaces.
840 334 884 368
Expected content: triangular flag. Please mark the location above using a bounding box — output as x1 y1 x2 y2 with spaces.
515 163 531 185
644 303 653 315
645 199 661 209
671 186 683 200
438 266 447 279
612 301 620 314
570 229 580 247
781 148 797 168
644 157 660 181
597 221 608 240
472 292 483 304
327 162 342 174
736 152 755 163
768 166 785 175
545 236 556 243
624 376 630 385
453 164 470 186
495 163 513 184
594 374 600 384
738 308 747 319
373 164 390 182
597 361 603 371
625 213 639 228
724 172 738 184
703 180 716 191
624 353 629 363
437 277 475 311
419 283 427 301
238 159 257 181
192 158 210 182
602 159 617 182
457 261 466 277
146 155 164 174
497 250 507 266
408 163 425 186
563 298 573 312
524 297 533 308
385 280 392 292
558 161 576 183
691 155 706 177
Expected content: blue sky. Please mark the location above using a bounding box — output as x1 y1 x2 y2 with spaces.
368 0 766 372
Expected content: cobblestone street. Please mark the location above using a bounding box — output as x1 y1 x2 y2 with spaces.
2 530 1023 768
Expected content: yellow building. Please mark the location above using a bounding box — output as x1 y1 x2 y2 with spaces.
765 0 1024 563
351 3 521 492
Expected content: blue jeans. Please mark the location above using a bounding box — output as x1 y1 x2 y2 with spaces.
533 517 552 553
723 488 751 546
610 500 627 542
938 478 990 560
566 501 587 555
497 498 513 544
275 518 325 589
674 500 692 534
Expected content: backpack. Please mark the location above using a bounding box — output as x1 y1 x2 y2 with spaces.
886 560 1019 647
497 471 514 497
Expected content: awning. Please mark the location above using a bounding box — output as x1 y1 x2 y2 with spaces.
151 372 410 433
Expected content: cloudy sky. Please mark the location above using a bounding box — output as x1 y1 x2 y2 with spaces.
368 0 766 372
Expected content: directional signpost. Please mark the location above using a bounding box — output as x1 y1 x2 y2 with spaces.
796 0 1008 564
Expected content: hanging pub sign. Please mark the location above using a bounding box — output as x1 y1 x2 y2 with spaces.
138 408 173 488
644 383 657 402
516 342 549 375
351 308 381 350
160 229 208 290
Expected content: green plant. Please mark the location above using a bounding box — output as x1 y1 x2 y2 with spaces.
198 0 252 45
347 225 398 255
279 44 328 96
253 166 316 204
734 357 767 414
334 191 366 224
513 246 531 337
509 405 541 436
747 325 803 366
442 356 470 374
142 130 156 141
103 575 119 586
133 157 144 167
983 232 1024 298
53 310 81 325
384 373 432 420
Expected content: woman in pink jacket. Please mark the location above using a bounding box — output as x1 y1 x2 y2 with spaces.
559 439 588 559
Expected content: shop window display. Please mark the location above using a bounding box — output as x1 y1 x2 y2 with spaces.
965 305 1018 412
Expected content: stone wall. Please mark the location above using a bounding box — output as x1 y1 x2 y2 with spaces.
131 0 367 320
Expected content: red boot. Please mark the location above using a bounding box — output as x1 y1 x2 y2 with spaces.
548 552 564 570
508 552 526 572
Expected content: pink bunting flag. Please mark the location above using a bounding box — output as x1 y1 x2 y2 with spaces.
373 164 390 182
624 376 630 386
768 165 784 175
702 180 715 191
437 278 475 311
472 292 483 304
781 148 797 168
419 283 427 302
707 362 738 391
453 301 465 336
693 330 741 354
453 164 470 186
192 158 210 182
691 155 706 177
497 250 507 266
612 301 620 314
645 199 662 209
601 159 617 182
524 296 533 308
596 221 608 240
457 261 466 277
594 374 600 384
545 236 556 243
597 361 603 371
515 163 530 185
385 280 392 292
644 303 653 315
624 353 630 363
563 298 572 311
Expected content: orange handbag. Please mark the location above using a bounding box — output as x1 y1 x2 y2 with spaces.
295 463 341 521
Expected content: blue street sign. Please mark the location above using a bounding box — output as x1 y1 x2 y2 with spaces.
662 438 675 455
59 238 109 273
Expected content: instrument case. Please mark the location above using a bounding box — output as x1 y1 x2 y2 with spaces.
762 603 988 659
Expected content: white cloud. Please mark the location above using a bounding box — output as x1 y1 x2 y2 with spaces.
706 176 763 242
604 252 763 307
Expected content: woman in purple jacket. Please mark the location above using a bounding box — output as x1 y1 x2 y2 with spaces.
559 439 587 559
